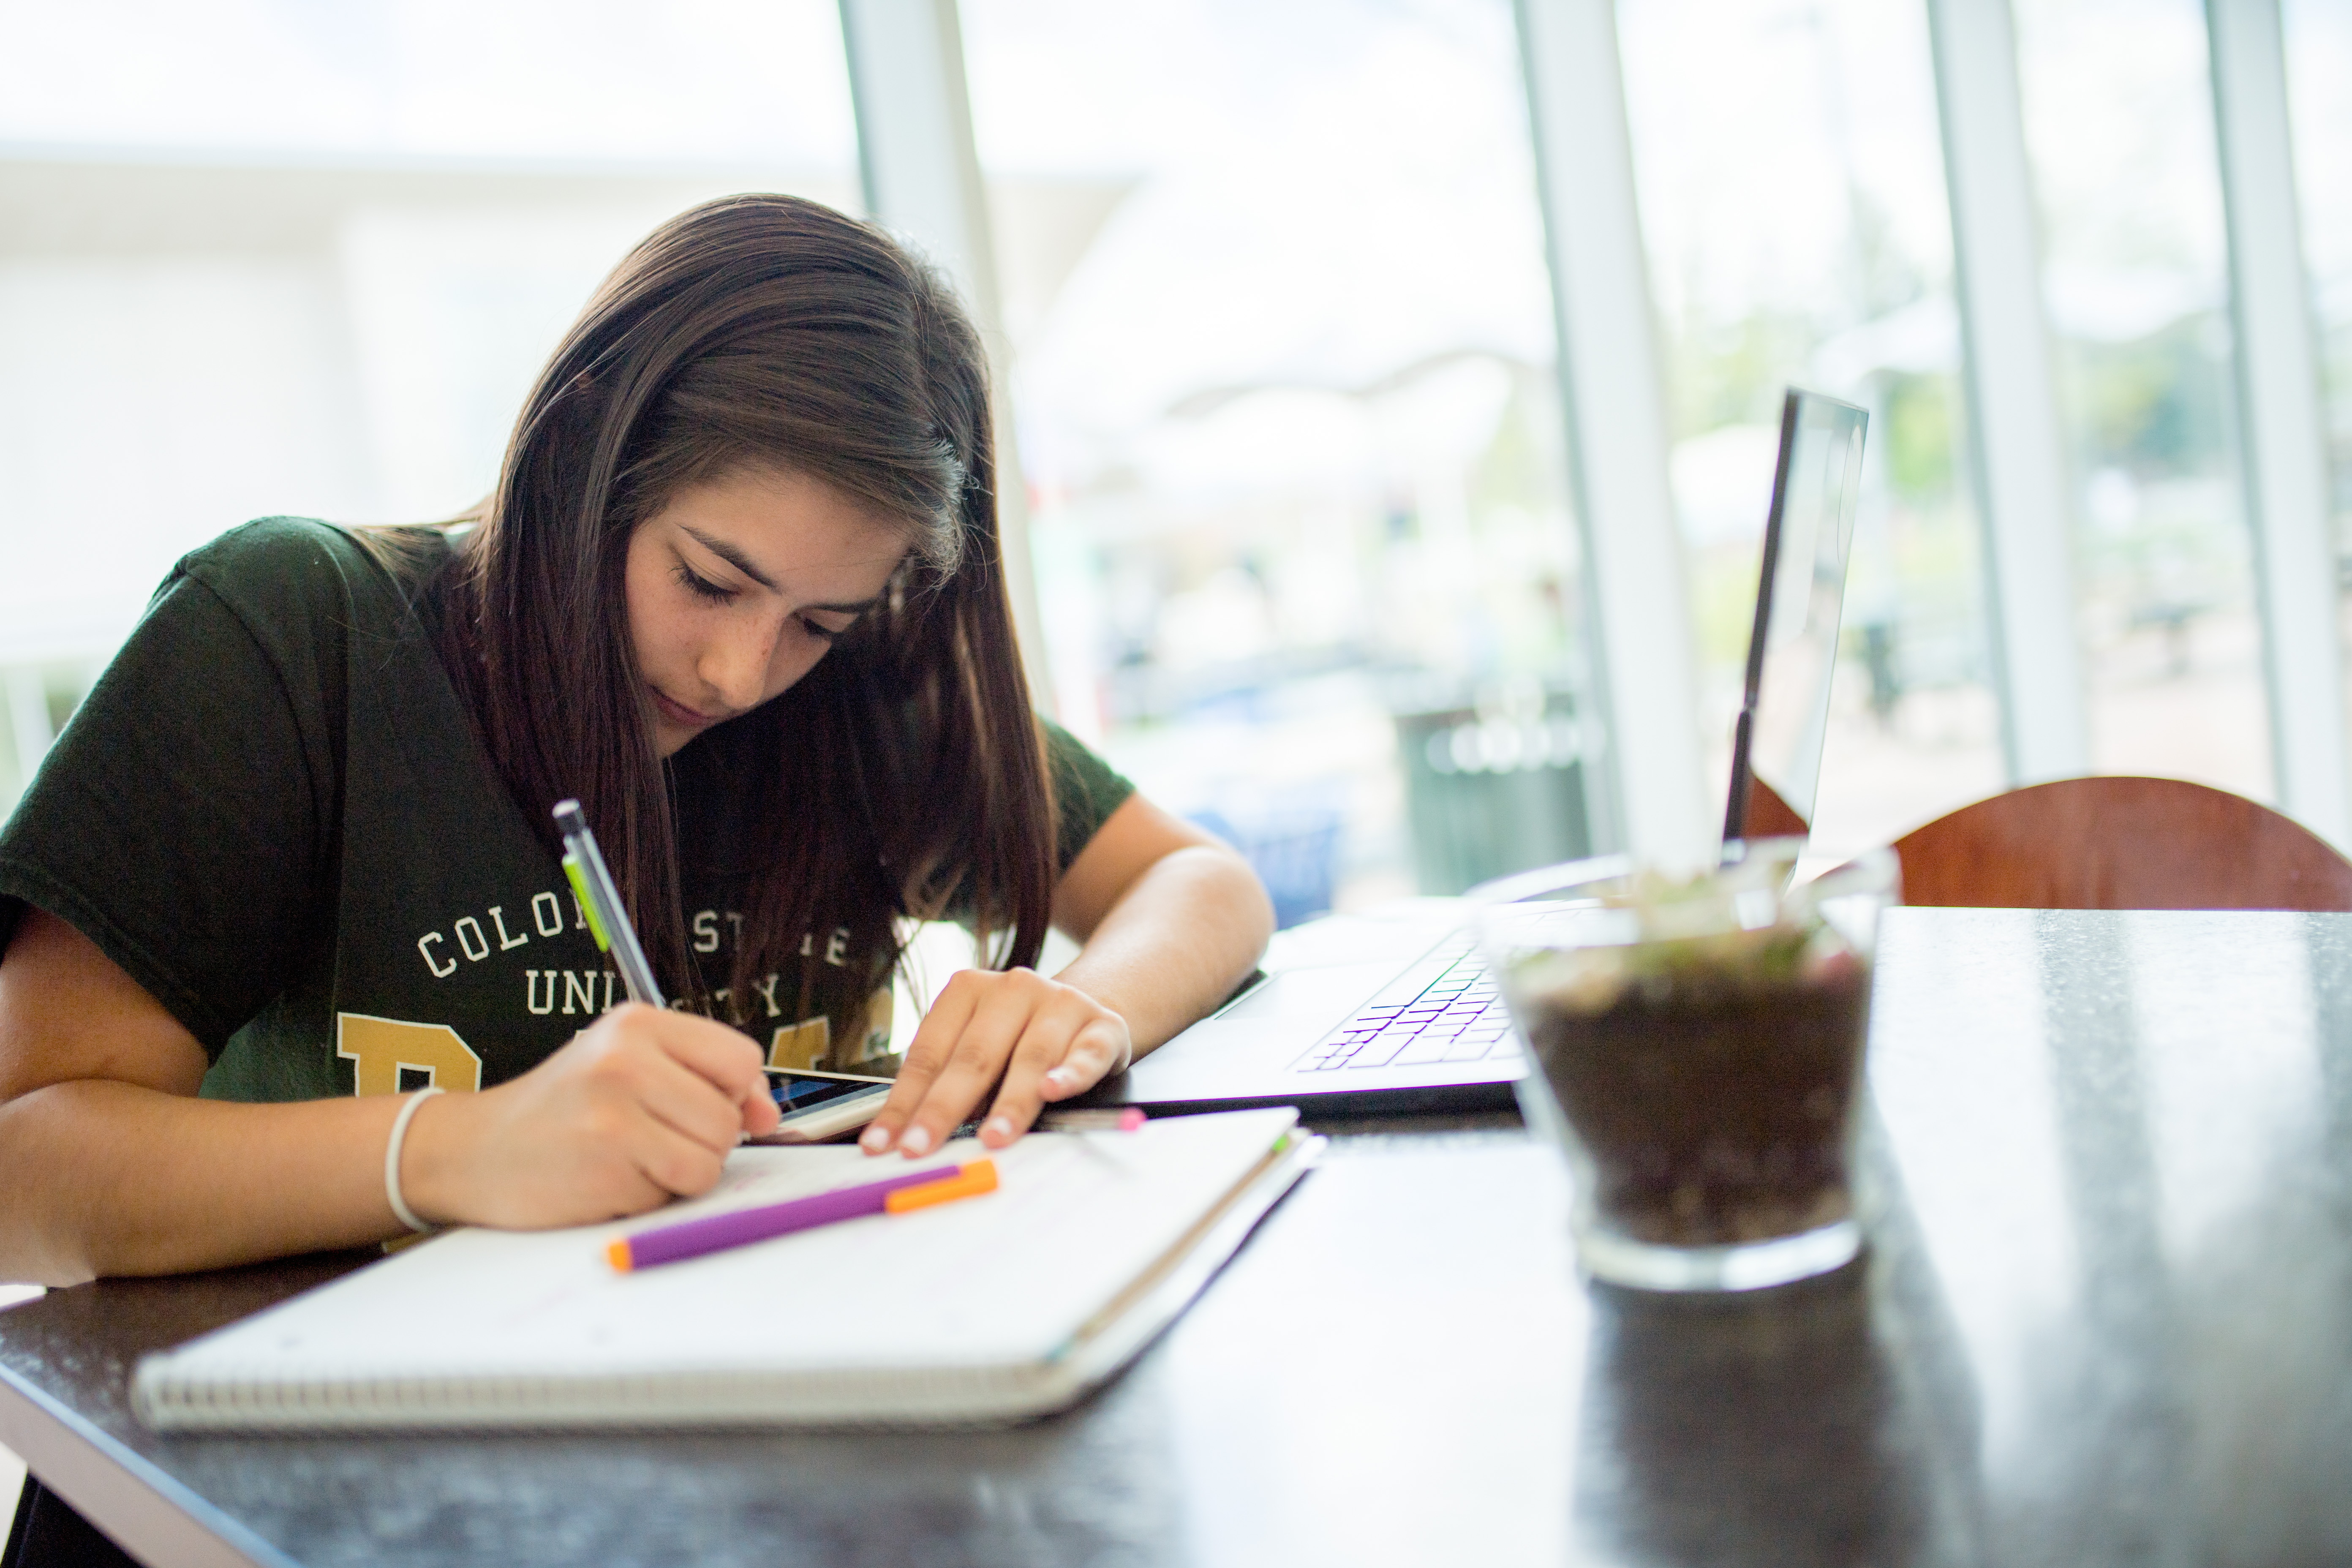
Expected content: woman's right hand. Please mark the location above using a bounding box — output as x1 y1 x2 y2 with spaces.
399 1003 780 1230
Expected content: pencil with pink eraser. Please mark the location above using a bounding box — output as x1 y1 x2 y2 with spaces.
1037 1107 1146 1132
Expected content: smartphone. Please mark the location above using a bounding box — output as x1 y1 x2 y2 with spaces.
749 1067 894 1145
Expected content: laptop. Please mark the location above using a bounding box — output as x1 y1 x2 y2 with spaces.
1723 389 1870 849
1084 388 1869 1116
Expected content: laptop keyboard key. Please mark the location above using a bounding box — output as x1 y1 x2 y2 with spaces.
1290 942 1520 1075
1391 1032 1453 1067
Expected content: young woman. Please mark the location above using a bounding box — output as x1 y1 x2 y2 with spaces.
0 194 1273 1286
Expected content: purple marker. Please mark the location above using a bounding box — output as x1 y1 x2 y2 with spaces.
608 1163 969 1271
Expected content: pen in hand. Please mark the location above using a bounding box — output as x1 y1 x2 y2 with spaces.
557 799 781 1138
555 799 665 1008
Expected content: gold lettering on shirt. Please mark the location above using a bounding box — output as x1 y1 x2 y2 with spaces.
337 1013 485 1096
765 990 896 1072
850 988 895 1064
768 1017 831 1072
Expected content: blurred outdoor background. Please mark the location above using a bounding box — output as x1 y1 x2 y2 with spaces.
0 0 2345 923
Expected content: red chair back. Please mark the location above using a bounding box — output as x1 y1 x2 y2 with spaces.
1889 776 2352 911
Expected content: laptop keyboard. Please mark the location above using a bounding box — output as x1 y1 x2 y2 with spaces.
1291 933 1519 1072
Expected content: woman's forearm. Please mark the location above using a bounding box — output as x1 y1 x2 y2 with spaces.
0 999 784 1285
0 1080 410 1285
1050 844 1272 1056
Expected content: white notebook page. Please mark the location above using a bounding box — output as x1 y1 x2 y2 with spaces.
145 1107 1299 1386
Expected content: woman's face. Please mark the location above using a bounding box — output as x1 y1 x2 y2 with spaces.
624 466 909 759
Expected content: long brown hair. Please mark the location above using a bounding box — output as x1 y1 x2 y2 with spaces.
436 193 1055 1046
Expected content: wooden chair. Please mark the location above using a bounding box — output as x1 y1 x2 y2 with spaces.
1886 776 2352 912
1734 776 1810 841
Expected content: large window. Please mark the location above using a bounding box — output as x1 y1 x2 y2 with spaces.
1618 0 1999 862
2013 0 2271 800
961 0 1591 913
5 0 2347 855
2284 0 2352 748
0 0 858 812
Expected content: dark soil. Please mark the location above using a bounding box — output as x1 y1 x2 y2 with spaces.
1522 947 1869 1247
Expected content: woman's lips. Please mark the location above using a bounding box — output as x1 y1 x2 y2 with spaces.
651 687 717 729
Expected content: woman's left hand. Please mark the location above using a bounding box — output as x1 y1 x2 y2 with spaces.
858 968 1131 1158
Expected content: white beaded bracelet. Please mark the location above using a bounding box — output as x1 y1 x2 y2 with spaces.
384 1086 444 1234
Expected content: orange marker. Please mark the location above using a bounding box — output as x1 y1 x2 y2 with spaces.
884 1158 999 1213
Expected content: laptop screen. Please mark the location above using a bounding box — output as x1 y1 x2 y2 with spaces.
1722 387 1868 851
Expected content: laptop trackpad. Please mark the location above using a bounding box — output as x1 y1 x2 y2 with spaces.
1221 964 1394 1024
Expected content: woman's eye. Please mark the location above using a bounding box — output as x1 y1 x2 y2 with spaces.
672 563 736 604
800 616 843 642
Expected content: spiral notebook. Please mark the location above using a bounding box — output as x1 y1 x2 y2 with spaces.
133 1107 1312 1431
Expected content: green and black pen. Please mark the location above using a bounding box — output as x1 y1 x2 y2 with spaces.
554 799 665 1008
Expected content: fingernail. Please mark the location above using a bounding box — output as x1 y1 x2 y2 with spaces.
1045 1067 1076 1089
899 1125 932 1156
983 1116 1013 1143
860 1124 893 1153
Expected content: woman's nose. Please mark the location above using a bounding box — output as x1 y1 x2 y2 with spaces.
698 620 779 711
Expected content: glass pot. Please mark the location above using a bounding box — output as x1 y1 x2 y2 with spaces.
1472 845 1898 1292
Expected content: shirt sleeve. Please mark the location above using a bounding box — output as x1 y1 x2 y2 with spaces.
933 720 1136 930
1044 719 1136 872
0 571 330 1058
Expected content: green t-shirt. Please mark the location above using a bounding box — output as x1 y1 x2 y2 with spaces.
0 518 1134 1102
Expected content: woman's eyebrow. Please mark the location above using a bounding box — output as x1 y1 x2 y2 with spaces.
674 527 885 615
676 525 779 591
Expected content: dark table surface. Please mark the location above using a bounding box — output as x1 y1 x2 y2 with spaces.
8 906 2352 1567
